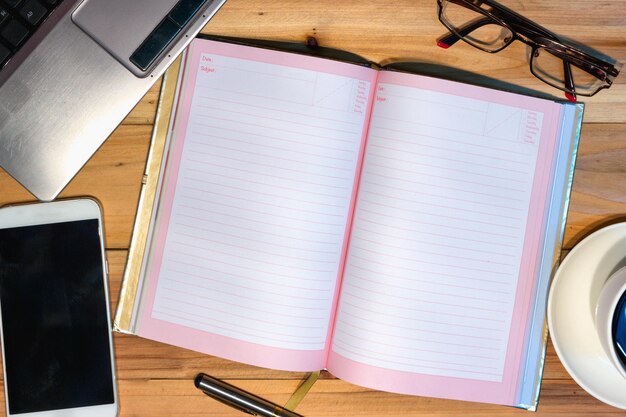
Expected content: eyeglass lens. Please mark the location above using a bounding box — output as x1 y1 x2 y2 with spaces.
531 48 606 95
440 0 513 52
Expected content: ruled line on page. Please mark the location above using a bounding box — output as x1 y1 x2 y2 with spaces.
177 204 344 236
171 234 338 265
189 135 356 162
194 116 359 144
347 264 511 295
163 271 330 302
185 172 349 198
362 178 523 211
354 220 515 257
372 114 525 145
368 142 530 174
191 143 355 172
185 153 354 182
358 162 521 202
181 182 347 209
194 103 361 135
177 197 344 234
356 216 519 250
357 206 519 240
348 254 511 286
194 98 363 126
195 85 342 110
369 155 525 184
158 282 326 316
166 264 331 293
379 91 489 115
332 79 544 381
168 257 334 286
337 324 500 354
184 187 341 216
356 193 519 230
350 235 515 267
198 73 353 113
369 124 532 156
339 310 504 341
340 299 505 331
160 296 326 330
342 281 508 315
150 51 373 351
334 334 500 364
346 236 515 272
185 164 351 190
202 62 316 82
153 306 324 345
368 134 529 166
174 215 341 245
185 150 350 181
332 340 503 376
190 124 358 153
159 285 327 314
179 190 346 222
168 245 336 273
360 161 524 193
352 225 516 258
349 244 515 275
342 286 507 322
337 344 498 380
159 290 329 319
371 92 523 144
174 222 338 254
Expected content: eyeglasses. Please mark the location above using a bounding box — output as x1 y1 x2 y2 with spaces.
436 0 621 102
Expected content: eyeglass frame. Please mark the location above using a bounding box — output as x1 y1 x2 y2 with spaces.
436 0 621 101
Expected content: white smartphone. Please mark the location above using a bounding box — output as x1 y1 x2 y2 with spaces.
0 198 118 417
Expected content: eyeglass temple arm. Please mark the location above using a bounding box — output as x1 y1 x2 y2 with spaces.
562 60 577 102
437 17 493 49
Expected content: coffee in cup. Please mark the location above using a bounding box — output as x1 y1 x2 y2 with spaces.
613 289 626 369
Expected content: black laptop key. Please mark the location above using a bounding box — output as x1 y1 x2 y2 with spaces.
0 8 10 26
0 0 62 72
168 0 208 27
4 0 23 8
1 19 29 47
19 0 47 26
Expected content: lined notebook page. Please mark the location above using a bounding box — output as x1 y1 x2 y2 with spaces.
138 40 375 367
330 71 559 386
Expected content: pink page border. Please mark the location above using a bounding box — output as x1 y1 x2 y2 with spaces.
137 39 377 372
327 71 562 405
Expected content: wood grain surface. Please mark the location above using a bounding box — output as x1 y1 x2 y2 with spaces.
1 1 626 415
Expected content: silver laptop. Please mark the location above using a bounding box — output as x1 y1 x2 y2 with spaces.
0 0 227 201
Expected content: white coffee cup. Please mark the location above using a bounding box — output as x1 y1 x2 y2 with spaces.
595 265 626 380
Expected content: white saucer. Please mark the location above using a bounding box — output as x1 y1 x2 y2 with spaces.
548 222 626 409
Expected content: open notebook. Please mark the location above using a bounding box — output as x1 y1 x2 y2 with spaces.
115 37 583 409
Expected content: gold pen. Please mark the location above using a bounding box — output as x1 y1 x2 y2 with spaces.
195 373 305 417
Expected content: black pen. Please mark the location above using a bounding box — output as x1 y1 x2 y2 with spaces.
194 373 304 417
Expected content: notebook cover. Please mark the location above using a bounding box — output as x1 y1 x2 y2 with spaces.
517 102 584 410
113 41 583 409
114 57 182 334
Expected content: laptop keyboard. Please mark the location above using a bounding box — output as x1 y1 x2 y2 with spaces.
0 0 62 69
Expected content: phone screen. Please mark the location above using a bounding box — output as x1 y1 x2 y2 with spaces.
0 219 115 414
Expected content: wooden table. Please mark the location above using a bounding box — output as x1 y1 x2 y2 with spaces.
1 0 626 415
